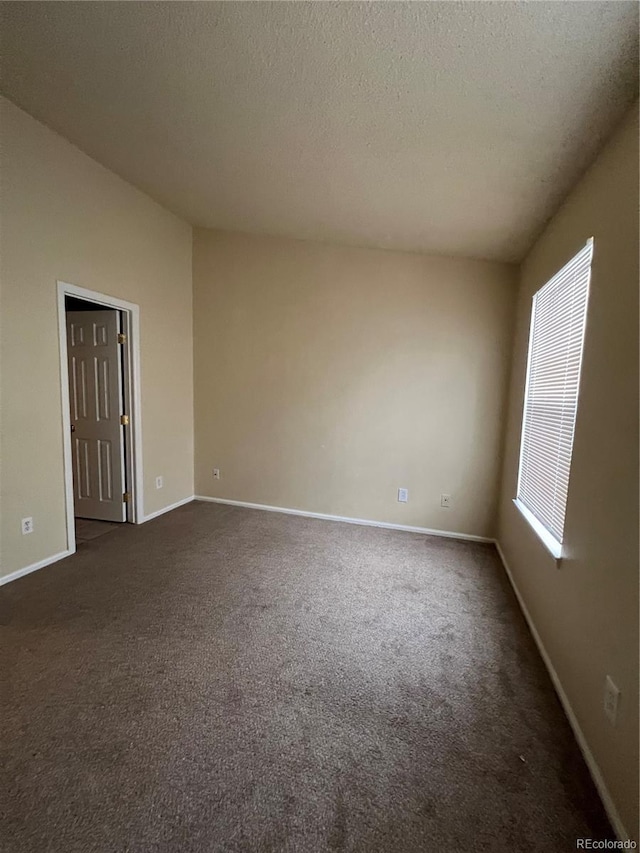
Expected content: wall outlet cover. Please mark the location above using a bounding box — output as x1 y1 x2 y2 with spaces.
398 488 408 503
213 468 221 479
21 517 34 535
441 494 452 508
155 476 163 489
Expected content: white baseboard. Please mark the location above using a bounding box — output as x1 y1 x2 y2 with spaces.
1 497 194 583
141 495 194 523
0 549 73 586
194 495 493 543
494 541 629 842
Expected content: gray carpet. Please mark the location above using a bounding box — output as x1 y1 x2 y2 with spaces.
1 501 610 852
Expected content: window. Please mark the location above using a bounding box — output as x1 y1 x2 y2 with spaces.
514 238 594 559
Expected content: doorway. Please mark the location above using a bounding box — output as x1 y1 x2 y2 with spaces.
57 281 143 555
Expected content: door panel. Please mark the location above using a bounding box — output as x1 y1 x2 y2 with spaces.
67 310 126 522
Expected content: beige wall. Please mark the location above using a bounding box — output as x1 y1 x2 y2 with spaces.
193 230 516 538
0 97 194 581
497 103 639 839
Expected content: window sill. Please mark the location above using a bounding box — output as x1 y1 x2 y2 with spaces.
513 499 563 564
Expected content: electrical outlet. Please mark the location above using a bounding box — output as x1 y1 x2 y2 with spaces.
398 488 408 503
155 476 163 489
440 494 452 508
604 676 620 725
21 517 34 535
213 468 221 480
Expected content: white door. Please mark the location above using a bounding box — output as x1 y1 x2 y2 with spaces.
66 310 127 522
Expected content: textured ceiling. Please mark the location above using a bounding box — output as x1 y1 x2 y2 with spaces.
0 2 638 262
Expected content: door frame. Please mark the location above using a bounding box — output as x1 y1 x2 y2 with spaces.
57 281 144 552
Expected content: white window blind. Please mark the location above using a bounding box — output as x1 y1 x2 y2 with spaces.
516 238 593 549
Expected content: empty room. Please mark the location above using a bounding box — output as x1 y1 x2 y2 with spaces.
0 2 638 851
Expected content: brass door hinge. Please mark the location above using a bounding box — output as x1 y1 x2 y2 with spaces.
123 492 131 503
120 414 129 426
118 333 126 344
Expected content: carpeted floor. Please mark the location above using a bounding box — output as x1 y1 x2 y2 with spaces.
1 501 611 852
75 518 122 544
